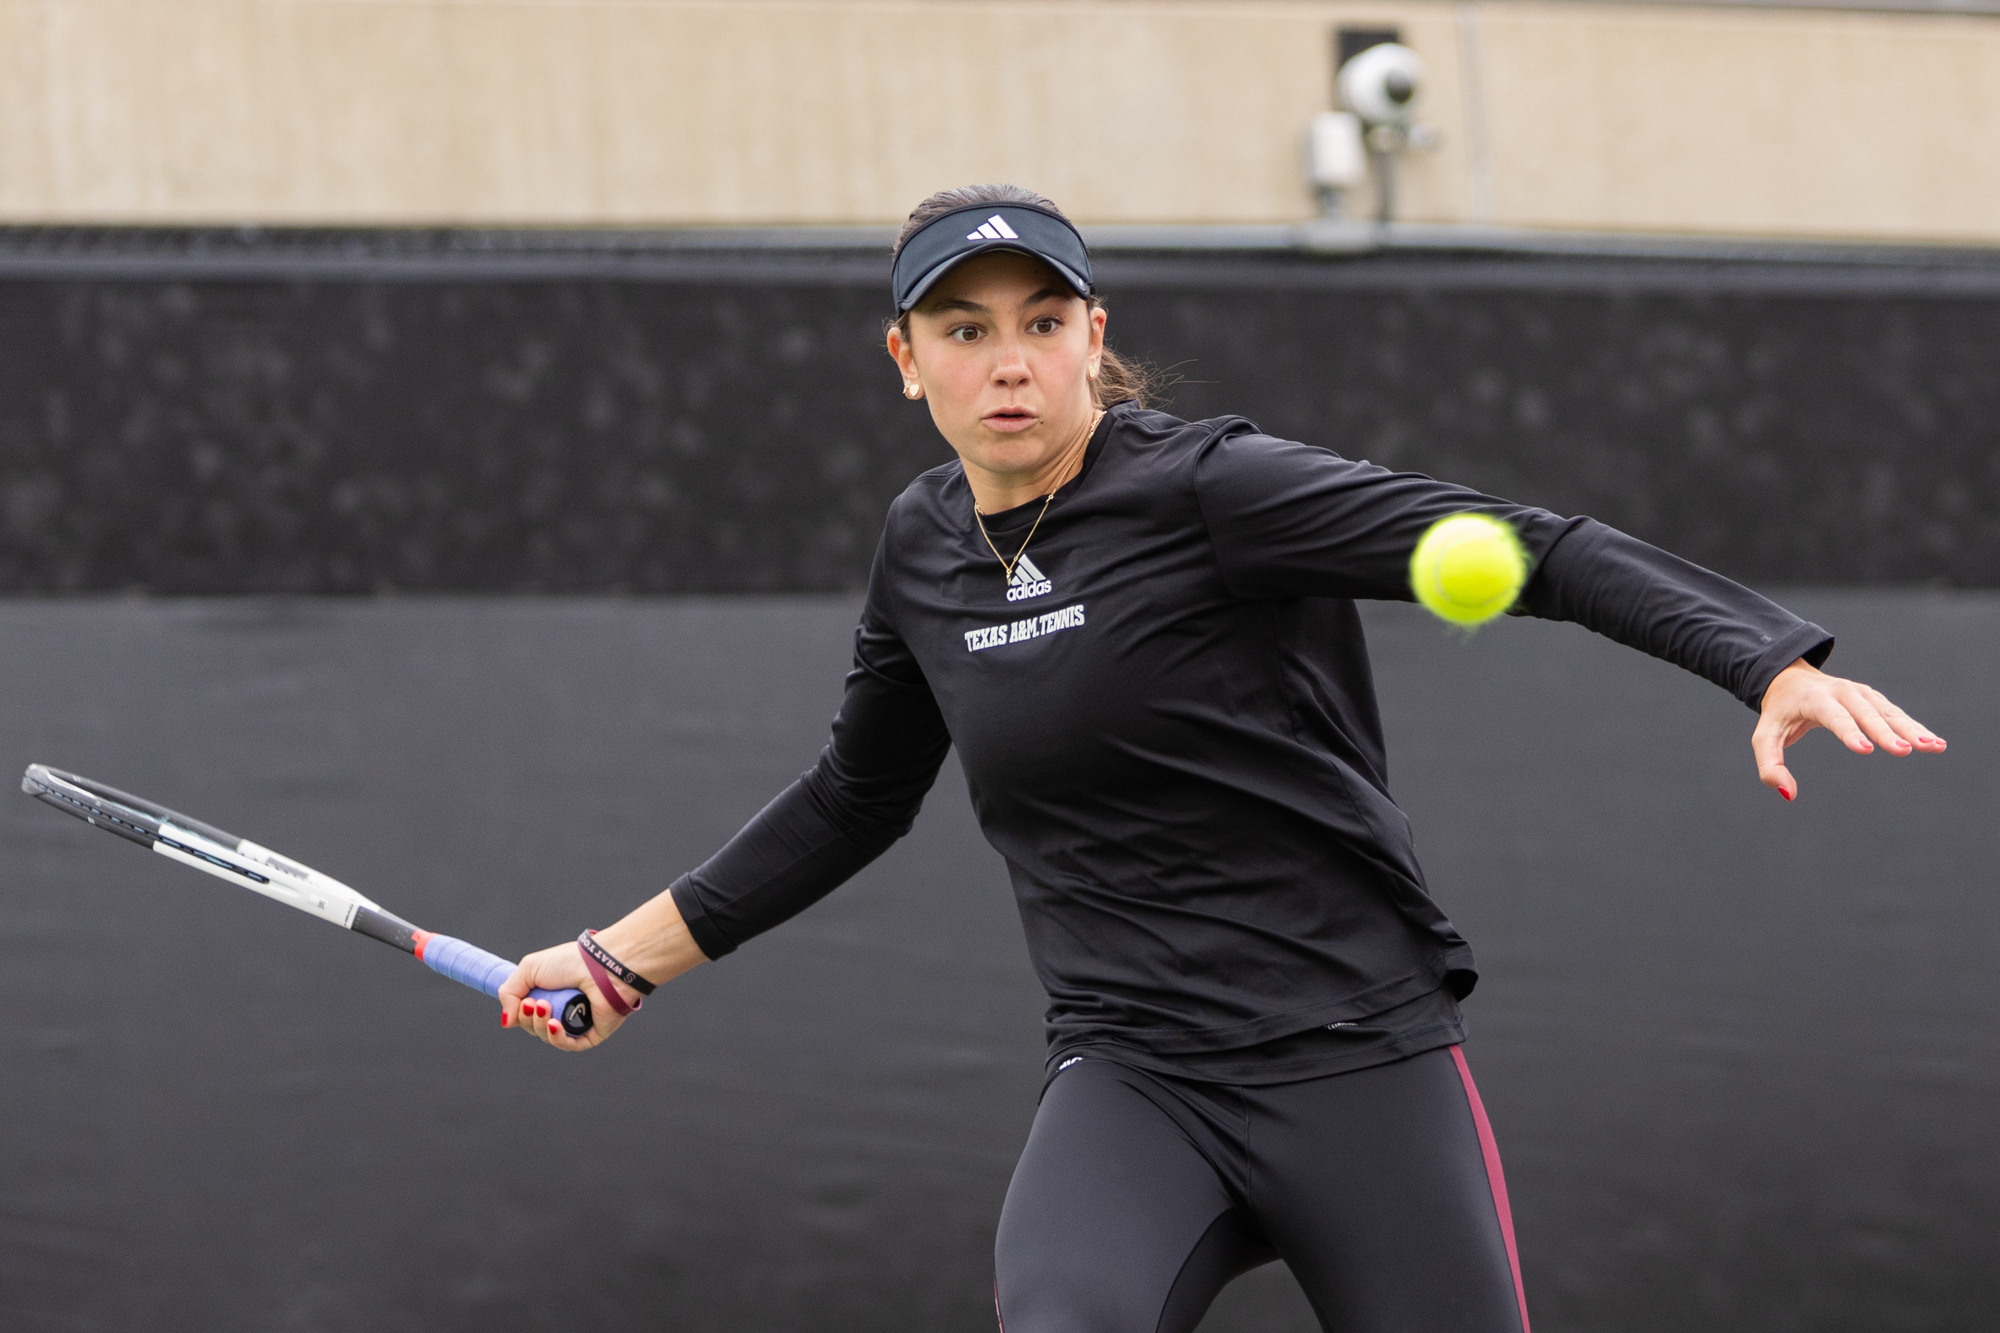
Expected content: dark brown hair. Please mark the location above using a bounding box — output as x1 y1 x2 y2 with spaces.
890 184 1160 410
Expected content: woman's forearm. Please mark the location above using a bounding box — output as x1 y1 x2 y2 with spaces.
591 887 709 988
1521 517 1832 708
558 599 947 997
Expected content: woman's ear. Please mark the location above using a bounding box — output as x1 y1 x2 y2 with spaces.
885 322 922 399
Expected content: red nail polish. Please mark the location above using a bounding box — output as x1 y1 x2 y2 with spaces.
501 1012 510 1028
1782 788 1794 802
548 1021 560 1036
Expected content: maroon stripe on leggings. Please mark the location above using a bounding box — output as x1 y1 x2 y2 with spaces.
1449 1045 1532 1333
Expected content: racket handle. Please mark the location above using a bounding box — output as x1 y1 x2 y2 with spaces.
414 933 593 1037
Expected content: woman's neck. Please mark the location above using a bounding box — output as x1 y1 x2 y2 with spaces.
967 407 1103 514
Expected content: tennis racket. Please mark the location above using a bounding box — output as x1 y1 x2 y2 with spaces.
22 764 591 1035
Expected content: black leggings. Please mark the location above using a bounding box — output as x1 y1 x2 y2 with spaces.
993 1046 1530 1333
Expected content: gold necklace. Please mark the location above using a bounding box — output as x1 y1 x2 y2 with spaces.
972 409 1101 582
974 490 1057 583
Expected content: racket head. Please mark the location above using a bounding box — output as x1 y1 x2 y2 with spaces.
23 764 381 921
23 764 175 846
22 765 553 1027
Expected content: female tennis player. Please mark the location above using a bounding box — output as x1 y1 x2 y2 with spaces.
500 185 1944 1333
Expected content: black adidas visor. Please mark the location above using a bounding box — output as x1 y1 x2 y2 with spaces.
891 204 1093 314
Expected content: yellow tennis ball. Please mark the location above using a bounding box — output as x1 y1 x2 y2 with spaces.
1409 513 1527 626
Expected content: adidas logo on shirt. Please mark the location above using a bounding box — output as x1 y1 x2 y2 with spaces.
967 214 1021 242
1006 554 1054 603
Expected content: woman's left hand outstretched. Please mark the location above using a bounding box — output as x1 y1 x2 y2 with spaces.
1754 659 1946 801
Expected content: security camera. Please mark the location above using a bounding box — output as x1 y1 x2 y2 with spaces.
1338 43 1424 126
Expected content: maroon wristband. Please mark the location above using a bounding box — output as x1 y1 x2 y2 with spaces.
576 942 641 1018
576 929 656 995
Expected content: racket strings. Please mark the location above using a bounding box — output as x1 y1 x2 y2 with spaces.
41 787 155 840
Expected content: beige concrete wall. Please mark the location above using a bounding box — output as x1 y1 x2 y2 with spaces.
1476 3 2000 240
0 0 1994 242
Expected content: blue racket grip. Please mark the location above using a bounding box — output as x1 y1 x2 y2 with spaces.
416 933 593 1036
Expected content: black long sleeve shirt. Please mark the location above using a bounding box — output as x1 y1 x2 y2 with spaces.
670 404 1832 1071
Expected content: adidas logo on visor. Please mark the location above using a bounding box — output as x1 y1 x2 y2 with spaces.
967 214 1021 242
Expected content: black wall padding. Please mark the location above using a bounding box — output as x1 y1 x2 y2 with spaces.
0 238 1996 592
0 593 1991 1332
